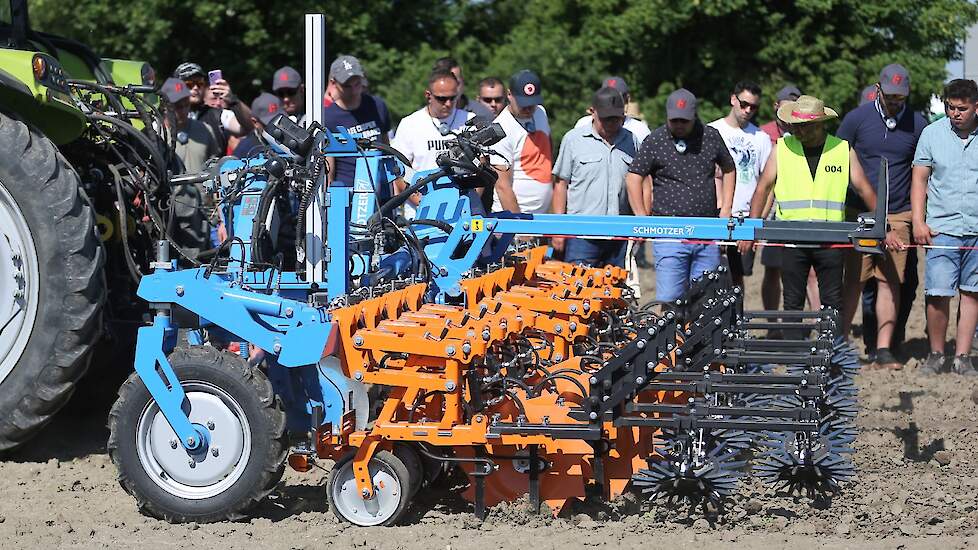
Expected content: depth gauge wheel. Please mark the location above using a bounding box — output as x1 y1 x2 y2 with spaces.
328 449 411 526
107 346 287 522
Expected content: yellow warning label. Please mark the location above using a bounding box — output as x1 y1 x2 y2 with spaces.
471 219 484 232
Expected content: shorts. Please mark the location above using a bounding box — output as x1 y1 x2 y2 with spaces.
726 246 755 278
925 234 978 296
760 244 782 269
859 210 911 283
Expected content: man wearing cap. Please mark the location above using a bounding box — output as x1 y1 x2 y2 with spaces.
551 87 636 267
911 78 978 376
432 57 493 120
574 77 651 145
272 66 306 126
625 88 736 303
709 80 772 287
172 62 253 154
232 93 285 158
740 95 877 328
324 55 393 187
391 68 475 219
491 70 553 214
160 77 222 257
574 77 652 290
838 64 928 369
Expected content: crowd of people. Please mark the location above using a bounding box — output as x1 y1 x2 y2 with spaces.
155 56 978 376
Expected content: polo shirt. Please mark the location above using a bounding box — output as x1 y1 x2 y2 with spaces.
628 122 735 217
912 116 978 236
552 124 636 216
837 100 928 213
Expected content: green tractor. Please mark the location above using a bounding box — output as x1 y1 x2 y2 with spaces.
1 0 175 450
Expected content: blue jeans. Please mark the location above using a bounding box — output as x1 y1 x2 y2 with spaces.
652 242 722 302
564 238 627 268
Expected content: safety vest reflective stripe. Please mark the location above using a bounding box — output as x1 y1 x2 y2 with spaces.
774 134 849 222
777 200 847 210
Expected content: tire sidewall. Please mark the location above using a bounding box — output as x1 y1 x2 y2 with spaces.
112 356 280 520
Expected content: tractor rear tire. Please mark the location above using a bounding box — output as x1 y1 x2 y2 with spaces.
0 111 105 452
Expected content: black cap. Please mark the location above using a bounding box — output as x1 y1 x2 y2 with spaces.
666 88 697 120
251 92 284 125
509 69 543 108
273 66 301 91
592 87 625 118
161 77 191 103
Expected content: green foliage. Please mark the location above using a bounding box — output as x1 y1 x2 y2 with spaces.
24 0 978 142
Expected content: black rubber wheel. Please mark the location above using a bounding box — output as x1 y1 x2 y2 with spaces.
0 111 105 452
393 442 424 497
107 346 287 523
328 449 411 527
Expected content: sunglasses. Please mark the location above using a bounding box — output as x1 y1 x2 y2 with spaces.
429 93 457 104
480 96 505 104
276 88 298 98
737 98 759 110
183 77 206 89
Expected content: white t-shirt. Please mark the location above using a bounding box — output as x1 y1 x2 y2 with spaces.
491 106 553 214
574 114 651 148
708 118 772 214
391 107 474 218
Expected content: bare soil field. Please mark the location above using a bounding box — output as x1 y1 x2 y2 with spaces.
0 256 975 550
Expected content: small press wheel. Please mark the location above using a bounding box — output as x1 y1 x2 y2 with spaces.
328 450 411 527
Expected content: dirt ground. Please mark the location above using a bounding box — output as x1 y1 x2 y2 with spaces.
1 250 976 550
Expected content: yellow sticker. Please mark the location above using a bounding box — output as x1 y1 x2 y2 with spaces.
471 219 484 232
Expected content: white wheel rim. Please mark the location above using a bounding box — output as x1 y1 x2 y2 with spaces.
331 457 403 526
136 380 252 499
0 179 40 386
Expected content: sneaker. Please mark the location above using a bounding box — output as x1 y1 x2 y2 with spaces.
872 348 902 370
918 352 946 375
951 354 978 377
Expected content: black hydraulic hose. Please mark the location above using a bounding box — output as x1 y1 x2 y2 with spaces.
87 113 167 183
107 165 142 283
531 373 588 398
406 218 454 233
372 168 449 225
250 176 280 264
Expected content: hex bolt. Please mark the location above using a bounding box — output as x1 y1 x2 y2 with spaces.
439 267 449 276
354 371 364 381
445 345 456 356
186 436 196 447
554 324 563 333
589 411 598 420
285 307 294 318
461 343 472 355
482 330 491 341
553 353 563 362
169 439 178 449
362 488 371 498
353 335 364 346
637 340 646 349
273 342 282 353
211 447 220 458
589 377 598 385
188 459 196 468
569 322 578 332
445 381 457 392
463 223 470 230
635 377 645 384
175 285 185 296
569 304 578 313
207 420 215 430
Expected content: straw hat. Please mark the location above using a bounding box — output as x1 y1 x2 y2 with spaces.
776 95 839 124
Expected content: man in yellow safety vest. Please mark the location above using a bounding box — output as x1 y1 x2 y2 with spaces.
738 95 879 324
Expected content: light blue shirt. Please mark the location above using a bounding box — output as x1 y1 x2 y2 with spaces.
552 124 635 216
912 116 978 236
